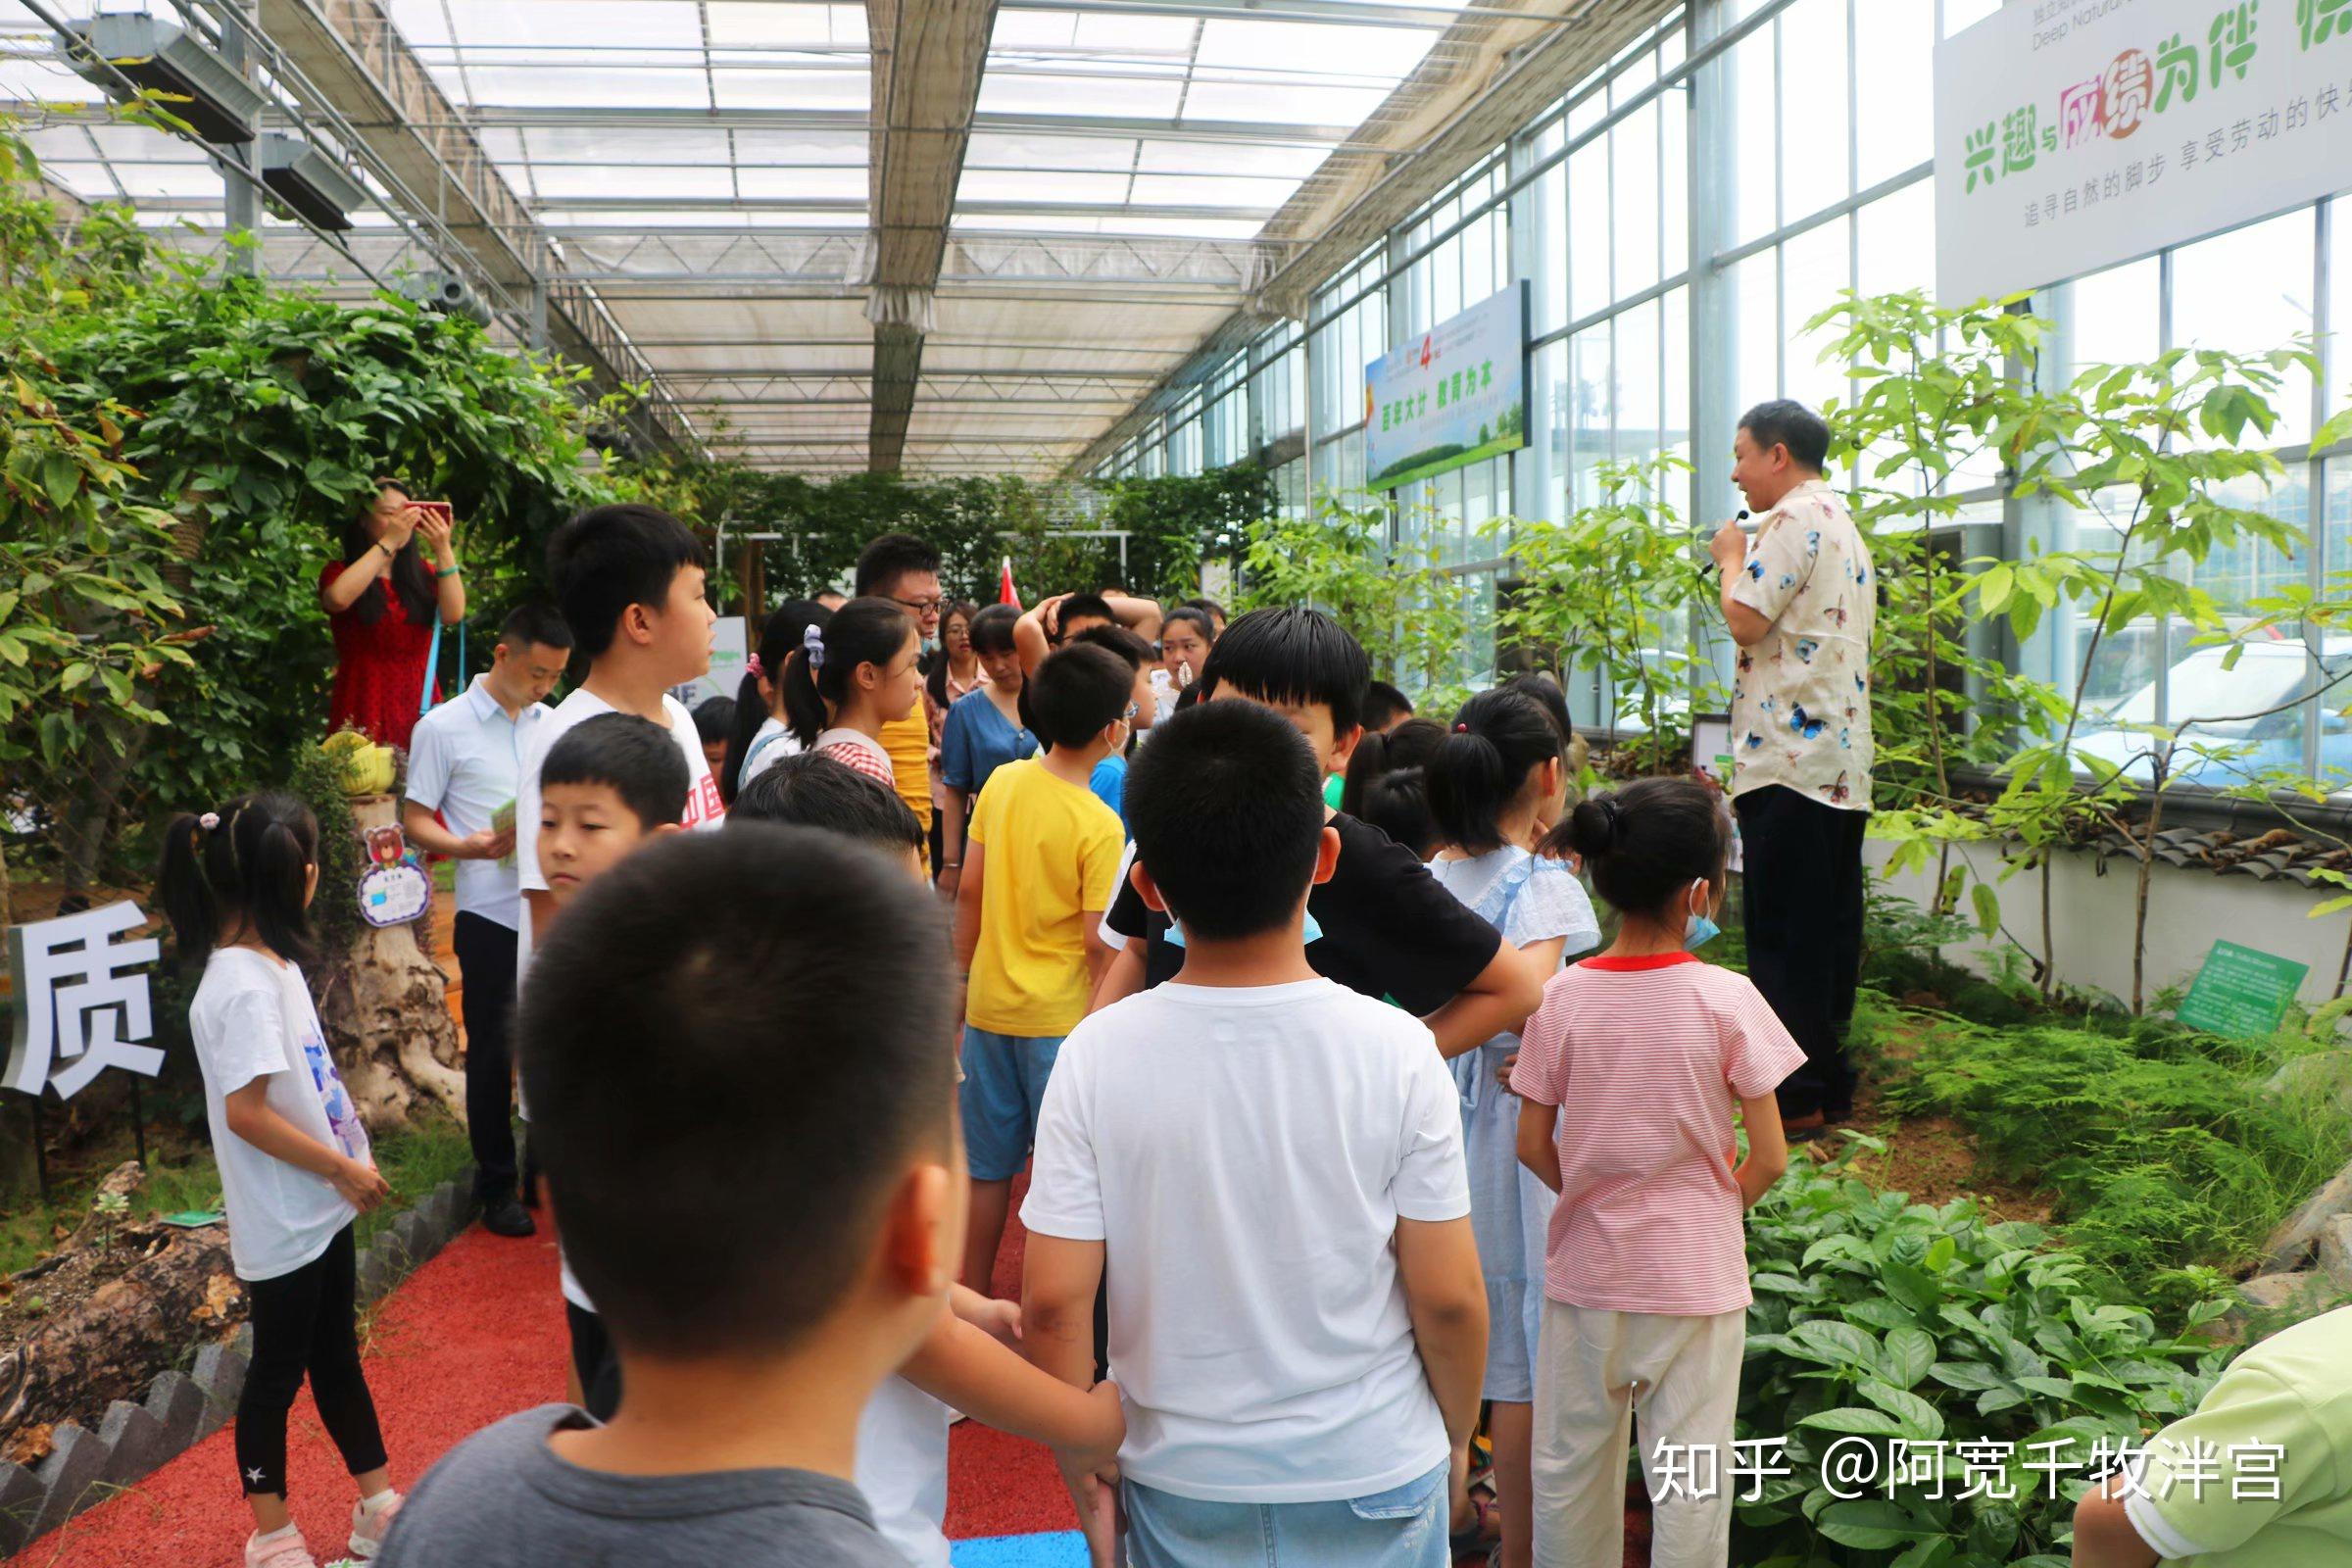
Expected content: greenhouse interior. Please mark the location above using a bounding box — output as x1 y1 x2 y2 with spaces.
6 0 2352 1563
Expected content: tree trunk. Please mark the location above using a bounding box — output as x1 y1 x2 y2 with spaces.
0 1163 244 1446
313 795 466 1131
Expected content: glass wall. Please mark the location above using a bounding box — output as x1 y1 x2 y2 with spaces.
1091 0 2352 785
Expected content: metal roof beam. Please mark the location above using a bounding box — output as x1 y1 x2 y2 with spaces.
248 0 695 454
459 105 1359 147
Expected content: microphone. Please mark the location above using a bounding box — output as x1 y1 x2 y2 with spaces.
1698 510 1751 578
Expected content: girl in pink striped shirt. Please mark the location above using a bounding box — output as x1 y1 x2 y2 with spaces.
778 597 924 788
1509 777 1804 1568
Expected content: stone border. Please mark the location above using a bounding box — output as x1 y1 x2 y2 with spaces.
0 1173 479 1558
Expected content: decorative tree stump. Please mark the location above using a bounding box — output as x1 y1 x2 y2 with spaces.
0 1164 243 1450
315 794 466 1131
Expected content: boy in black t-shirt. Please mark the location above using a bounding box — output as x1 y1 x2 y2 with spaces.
1094 607 1542 1054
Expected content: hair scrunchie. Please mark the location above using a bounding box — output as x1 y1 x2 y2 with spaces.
803 623 826 670
746 652 763 681
199 811 221 830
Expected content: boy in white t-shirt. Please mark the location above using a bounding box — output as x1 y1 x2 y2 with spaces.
514 503 725 983
1022 699 1490 1568
533 711 692 1420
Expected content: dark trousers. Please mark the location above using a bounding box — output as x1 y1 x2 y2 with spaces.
1735 784 1868 1121
565 1302 623 1421
453 910 519 1203
236 1225 386 1496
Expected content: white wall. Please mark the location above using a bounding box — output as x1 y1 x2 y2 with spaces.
1867 837 2352 1011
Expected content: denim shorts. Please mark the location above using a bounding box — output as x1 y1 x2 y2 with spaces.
1122 1460 1449 1568
958 1026 1064 1182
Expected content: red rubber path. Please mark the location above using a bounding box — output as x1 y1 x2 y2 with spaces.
27 1192 1073 1567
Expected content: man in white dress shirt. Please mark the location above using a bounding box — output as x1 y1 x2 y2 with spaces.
404 603 572 1237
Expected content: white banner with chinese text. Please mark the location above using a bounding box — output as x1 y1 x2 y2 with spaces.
1935 0 2352 304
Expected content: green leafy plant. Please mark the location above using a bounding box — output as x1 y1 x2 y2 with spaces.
1240 490 1476 710
1486 452 1716 775
1976 342 2316 1009
1737 1138 2234 1567
1864 993 2352 1306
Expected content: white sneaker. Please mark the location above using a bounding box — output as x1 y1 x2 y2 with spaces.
348 1492 404 1560
244 1526 318 1568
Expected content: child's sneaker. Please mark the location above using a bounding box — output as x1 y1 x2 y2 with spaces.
244 1526 318 1568
348 1491 404 1560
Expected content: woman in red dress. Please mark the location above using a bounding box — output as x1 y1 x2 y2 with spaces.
318 479 466 753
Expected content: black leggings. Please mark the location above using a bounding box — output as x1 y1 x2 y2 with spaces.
236 1225 387 1497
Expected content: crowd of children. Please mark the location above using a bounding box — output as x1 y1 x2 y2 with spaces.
157 496 2352 1568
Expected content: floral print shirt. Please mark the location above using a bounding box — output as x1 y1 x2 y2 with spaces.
1728 479 1875 811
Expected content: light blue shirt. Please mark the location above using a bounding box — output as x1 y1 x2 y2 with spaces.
404 675 549 932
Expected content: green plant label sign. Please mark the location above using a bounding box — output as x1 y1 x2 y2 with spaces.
1362 283 1528 491
2176 940 2308 1038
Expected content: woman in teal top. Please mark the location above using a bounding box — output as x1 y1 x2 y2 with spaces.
937 605 1034 898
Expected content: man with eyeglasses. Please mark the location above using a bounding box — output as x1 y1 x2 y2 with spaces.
856 531 947 857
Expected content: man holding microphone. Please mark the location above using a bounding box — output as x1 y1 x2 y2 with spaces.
1707 400 1875 1138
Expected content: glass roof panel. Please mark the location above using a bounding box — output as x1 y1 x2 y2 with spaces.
965 132 1141 172
0 54 100 102
1181 79 1391 125
7 0 1494 471
706 4 866 48
442 1 704 51
709 67 868 111
1192 19 1437 77
522 125 729 164
460 67 711 109
532 163 737 200
111 162 228 199
1127 172 1293 210
958 170 1130 206
731 166 869 200
976 72 1184 120
1135 138 1324 178
539 207 867 228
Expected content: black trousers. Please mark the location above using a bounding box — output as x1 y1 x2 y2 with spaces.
565 1302 623 1421
1735 784 1868 1121
453 910 519 1203
236 1225 386 1497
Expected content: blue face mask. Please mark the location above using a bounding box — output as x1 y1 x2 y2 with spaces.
1165 908 1324 949
1684 880 1721 951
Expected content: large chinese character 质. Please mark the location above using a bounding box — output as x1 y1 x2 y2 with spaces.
2060 79 2106 146
2298 0 2351 50
1965 122 1999 191
2210 3 2259 85
2003 105 2041 171
4 902 164 1102
2156 31 2201 109
2104 48 2156 137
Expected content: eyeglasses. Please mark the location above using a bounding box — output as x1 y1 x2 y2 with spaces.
892 594 946 615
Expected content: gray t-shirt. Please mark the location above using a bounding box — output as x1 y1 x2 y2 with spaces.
377 1405 905 1567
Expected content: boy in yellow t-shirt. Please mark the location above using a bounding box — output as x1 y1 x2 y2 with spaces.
2073 1303 2352 1566
952 643 1132 1297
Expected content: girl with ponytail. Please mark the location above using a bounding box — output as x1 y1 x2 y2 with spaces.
1418 689 1601 1568
777 596 923 788
1513 777 1800 1568
720 599 831 804
158 794 404 1568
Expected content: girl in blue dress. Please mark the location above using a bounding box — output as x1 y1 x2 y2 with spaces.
937 604 1036 900
1424 686 1600 1568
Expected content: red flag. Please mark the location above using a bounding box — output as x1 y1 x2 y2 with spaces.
999 557 1020 609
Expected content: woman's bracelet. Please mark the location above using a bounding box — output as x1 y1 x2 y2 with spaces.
435 564 461 579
